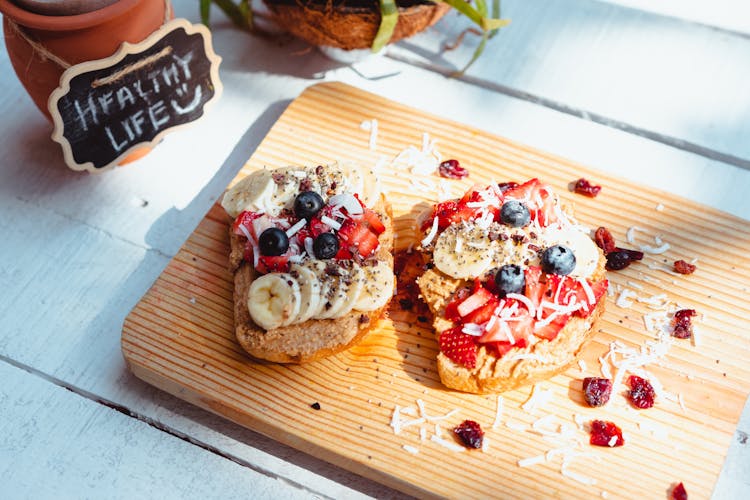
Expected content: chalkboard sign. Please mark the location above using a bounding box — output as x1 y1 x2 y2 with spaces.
49 19 222 172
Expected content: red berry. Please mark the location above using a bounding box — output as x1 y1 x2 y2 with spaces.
672 309 697 339
589 419 624 447
438 328 478 369
582 377 613 407
454 420 484 449
605 250 633 270
672 482 688 500
594 227 617 254
438 159 469 179
497 181 519 192
673 259 696 275
614 247 644 261
627 375 655 409
573 177 602 197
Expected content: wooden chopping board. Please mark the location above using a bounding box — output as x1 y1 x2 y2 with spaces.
122 82 750 499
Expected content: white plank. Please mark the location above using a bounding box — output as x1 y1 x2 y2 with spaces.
598 0 750 35
389 0 750 164
0 0 748 498
0 362 310 500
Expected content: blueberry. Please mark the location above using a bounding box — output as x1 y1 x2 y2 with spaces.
541 245 576 275
258 227 289 256
494 264 525 295
500 200 531 227
294 191 324 220
313 232 339 259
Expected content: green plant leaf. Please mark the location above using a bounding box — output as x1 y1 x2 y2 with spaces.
489 0 501 38
200 0 211 27
436 0 483 25
454 30 489 76
210 0 254 32
372 0 399 53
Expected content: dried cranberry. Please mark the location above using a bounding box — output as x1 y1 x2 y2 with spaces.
438 159 469 179
672 309 697 339
497 181 519 192
614 247 644 261
674 260 696 275
573 178 602 197
594 227 617 254
605 250 632 270
582 377 613 407
454 420 484 449
672 482 688 500
589 419 624 447
627 375 655 409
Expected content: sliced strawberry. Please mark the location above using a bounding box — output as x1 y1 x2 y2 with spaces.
363 208 386 235
503 178 558 226
533 313 569 340
457 286 495 318
463 296 500 325
478 303 533 344
338 219 380 257
557 277 609 317
444 287 472 322
232 211 262 237
439 327 478 369
524 266 545 308
489 337 528 357
257 255 290 273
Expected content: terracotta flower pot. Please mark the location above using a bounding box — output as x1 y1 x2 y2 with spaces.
262 0 450 51
0 0 171 121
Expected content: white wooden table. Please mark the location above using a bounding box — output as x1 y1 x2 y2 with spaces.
2 0 749 497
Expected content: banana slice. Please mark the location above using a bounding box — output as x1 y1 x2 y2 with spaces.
291 264 322 323
321 263 366 319
433 223 493 279
247 273 301 330
341 162 380 207
315 266 351 320
268 167 306 214
543 227 600 278
221 169 275 218
340 264 366 316
354 260 394 312
302 260 334 319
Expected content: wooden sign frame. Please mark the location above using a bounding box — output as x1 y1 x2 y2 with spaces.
48 18 222 173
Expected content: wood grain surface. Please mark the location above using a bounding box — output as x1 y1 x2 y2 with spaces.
122 82 750 499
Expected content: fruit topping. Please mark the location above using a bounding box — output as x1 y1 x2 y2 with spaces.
582 377 613 407
589 419 624 447
497 181 519 192
439 327 478 369
494 264 525 296
438 159 469 179
604 248 644 271
294 191 325 220
258 227 289 256
503 178 558 226
672 309 697 339
312 232 340 259
338 219 380 258
499 200 531 227
674 259 696 275
672 482 688 500
453 420 484 449
573 177 602 197
627 375 655 409
594 226 617 254
541 245 576 275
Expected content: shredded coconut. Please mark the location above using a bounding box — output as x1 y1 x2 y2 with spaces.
522 385 554 413
402 444 419 454
421 217 439 247
492 396 504 429
517 455 546 467
641 242 671 254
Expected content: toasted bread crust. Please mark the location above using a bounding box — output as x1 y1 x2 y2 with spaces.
231 196 393 363
419 241 608 394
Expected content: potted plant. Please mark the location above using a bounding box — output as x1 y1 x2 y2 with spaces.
200 0 509 72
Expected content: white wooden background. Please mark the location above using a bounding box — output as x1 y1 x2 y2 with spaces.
1 0 749 497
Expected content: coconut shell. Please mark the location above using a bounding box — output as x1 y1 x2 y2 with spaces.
263 0 450 50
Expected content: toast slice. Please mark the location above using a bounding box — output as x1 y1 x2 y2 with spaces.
416 179 608 393
222 163 394 363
